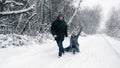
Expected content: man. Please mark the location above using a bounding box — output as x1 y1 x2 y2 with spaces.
51 14 68 57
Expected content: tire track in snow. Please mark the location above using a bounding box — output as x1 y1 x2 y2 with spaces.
101 34 120 58
60 35 120 68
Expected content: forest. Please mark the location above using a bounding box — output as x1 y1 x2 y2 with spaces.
0 0 120 45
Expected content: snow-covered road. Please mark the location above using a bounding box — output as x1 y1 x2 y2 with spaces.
0 35 120 68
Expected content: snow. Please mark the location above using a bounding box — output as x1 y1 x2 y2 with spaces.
0 34 120 68
0 34 35 48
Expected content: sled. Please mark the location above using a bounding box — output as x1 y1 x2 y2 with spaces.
64 46 79 55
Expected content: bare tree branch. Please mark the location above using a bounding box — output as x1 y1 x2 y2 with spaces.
0 4 35 15
21 13 36 34
4 1 24 6
67 0 83 25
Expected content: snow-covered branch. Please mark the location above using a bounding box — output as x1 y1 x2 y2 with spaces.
0 4 35 15
4 1 24 6
67 0 83 25
21 13 37 34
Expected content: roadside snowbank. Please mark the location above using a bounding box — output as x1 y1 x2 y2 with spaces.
0 34 120 68
0 34 35 48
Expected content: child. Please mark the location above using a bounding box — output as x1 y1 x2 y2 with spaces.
65 26 83 54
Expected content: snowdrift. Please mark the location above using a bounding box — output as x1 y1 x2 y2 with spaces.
0 34 34 48
0 34 120 68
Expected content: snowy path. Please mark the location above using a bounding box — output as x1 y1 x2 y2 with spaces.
0 35 120 68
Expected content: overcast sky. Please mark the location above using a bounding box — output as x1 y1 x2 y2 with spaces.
81 0 120 18
75 0 120 29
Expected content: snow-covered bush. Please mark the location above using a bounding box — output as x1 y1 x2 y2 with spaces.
34 32 53 44
0 34 34 48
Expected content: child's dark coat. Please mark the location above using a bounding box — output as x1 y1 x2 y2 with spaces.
65 26 83 52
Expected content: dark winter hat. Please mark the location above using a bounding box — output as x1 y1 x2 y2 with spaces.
57 14 64 20
58 14 64 18
58 12 64 17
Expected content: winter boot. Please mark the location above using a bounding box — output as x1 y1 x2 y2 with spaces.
73 48 76 55
58 52 62 57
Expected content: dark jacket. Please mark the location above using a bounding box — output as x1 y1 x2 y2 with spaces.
64 26 83 52
51 17 68 41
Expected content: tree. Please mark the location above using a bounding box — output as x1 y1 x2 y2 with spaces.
0 0 76 35
106 8 120 38
71 6 101 34
0 0 35 34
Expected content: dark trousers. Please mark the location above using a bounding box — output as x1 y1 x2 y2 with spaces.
56 40 64 53
72 45 80 52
